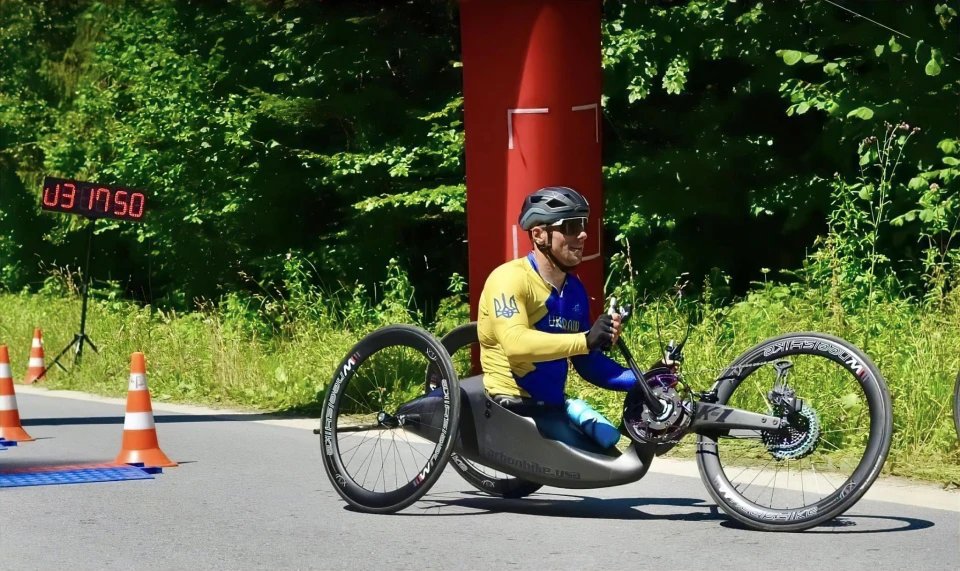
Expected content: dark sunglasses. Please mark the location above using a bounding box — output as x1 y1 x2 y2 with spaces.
547 217 588 236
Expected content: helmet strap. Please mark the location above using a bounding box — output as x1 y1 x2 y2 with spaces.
535 229 576 273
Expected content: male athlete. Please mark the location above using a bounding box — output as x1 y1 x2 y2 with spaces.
477 186 638 448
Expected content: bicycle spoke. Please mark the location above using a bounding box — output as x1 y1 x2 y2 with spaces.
704 340 888 521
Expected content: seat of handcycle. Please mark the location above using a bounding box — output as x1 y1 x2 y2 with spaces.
460 376 618 456
401 375 653 488
454 374 630 466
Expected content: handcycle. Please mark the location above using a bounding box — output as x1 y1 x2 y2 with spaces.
318 304 892 532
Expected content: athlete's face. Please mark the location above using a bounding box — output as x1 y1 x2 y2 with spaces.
539 217 587 267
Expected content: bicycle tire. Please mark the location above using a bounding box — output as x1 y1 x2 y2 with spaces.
696 332 892 531
320 324 460 513
954 370 960 442
439 322 543 499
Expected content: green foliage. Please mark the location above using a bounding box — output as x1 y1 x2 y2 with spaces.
0 0 465 308
354 184 466 215
602 1 959 295
802 122 960 312
2 0 956 310
376 257 420 324
433 271 470 336
0 255 465 410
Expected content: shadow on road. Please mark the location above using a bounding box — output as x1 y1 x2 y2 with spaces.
404 491 726 523
720 514 935 534
21 413 317 426
407 491 936 533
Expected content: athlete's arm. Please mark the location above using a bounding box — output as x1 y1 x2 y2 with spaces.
570 309 636 391
571 351 637 391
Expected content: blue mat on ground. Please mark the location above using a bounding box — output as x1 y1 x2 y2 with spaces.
0 464 161 488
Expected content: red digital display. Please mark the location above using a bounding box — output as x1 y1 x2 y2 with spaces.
41 176 148 222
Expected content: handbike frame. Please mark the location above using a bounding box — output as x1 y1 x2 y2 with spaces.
451 375 656 488
406 329 786 490
615 337 784 435
321 321 891 531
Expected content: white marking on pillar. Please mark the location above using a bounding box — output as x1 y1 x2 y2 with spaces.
571 103 599 143
507 107 549 149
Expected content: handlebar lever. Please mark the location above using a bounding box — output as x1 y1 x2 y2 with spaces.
608 295 665 417
616 337 665 417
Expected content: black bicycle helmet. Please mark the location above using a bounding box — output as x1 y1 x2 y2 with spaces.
518 186 590 230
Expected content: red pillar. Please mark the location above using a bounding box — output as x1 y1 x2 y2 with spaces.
461 0 604 320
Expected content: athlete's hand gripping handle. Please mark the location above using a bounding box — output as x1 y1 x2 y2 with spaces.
586 297 625 352
585 314 615 351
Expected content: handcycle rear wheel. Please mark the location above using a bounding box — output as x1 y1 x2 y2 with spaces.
438 322 543 499
696 332 892 531
320 324 460 513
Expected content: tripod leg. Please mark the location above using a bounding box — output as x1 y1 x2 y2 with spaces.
74 335 98 365
39 336 79 380
82 335 99 354
74 222 96 365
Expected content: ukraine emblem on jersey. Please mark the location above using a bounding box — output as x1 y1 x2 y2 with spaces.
494 293 520 318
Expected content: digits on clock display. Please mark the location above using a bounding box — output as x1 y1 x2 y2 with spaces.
40 177 147 222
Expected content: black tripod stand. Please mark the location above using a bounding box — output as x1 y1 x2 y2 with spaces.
38 220 99 380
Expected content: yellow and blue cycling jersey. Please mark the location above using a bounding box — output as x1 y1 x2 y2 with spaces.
478 252 637 404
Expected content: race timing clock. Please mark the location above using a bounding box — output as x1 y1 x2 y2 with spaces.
41 176 148 222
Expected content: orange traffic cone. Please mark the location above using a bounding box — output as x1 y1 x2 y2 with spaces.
115 352 176 467
0 345 35 441
23 328 46 384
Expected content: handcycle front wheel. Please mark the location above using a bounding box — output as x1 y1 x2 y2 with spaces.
953 370 959 441
320 324 460 513
696 332 892 532
438 323 543 499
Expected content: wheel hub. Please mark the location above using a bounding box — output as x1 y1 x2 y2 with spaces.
377 411 400 429
763 403 821 460
623 386 692 444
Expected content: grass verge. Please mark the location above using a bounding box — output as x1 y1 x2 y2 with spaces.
1 282 958 485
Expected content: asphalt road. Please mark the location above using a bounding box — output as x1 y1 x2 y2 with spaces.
1 386 958 571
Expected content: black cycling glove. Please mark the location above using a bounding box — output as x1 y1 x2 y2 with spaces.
585 314 615 351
